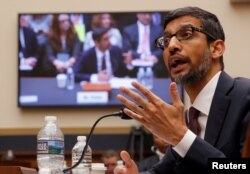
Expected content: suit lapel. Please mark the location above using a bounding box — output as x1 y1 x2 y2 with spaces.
134 25 139 47
149 25 156 49
92 49 98 73
204 72 234 146
109 47 118 72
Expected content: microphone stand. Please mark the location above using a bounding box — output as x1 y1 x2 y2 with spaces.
63 108 130 173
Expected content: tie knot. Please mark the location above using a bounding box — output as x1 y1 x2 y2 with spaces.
189 107 200 119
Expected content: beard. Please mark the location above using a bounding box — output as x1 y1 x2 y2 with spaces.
171 48 212 85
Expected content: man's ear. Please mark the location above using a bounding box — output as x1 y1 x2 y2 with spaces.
210 40 225 60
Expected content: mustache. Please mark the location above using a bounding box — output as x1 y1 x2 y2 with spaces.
168 54 190 68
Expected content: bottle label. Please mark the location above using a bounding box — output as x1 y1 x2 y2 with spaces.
37 140 64 155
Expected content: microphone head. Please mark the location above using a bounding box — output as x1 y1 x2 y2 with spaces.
119 107 132 120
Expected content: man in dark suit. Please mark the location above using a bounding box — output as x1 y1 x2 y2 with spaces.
19 15 39 76
74 28 132 82
122 13 168 77
114 7 250 174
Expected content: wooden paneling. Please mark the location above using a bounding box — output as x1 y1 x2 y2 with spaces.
0 127 131 135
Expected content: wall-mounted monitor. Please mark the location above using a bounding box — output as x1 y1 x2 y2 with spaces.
18 11 182 107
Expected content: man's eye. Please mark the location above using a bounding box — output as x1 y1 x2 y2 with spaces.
178 30 193 39
164 37 171 44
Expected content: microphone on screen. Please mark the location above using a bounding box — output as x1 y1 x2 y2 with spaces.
63 107 132 173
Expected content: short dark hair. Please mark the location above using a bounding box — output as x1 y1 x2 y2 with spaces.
92 28 109 42
164 7 225 41
164 7 225 70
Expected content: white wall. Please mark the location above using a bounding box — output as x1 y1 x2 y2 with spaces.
0 0 250 134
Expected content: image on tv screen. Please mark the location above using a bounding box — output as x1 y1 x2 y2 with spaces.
18 11 182 107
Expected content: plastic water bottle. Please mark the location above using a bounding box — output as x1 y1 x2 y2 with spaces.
137 67 146 86
145 67 154 89
72 136 92 174
66 67 75 90
37 116 64 174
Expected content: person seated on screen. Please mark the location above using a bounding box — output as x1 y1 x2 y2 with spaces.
83 13 122 51
122 12 168 77
102 150 120 174
28 14 52 46
44 14 82 75
137 135 169 172
18 14 39 73
74 28 133 83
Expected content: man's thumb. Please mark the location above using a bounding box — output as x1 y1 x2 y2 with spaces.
120 151 134 167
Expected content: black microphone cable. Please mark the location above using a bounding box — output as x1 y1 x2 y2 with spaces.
63 108 131 173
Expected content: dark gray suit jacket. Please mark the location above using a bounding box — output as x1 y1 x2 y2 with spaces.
122 23 169 78
122 23 163 59
142 71 250 174
74 46 132 82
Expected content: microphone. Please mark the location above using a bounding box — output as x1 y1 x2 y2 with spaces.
114 107 133 120
63 107 132 173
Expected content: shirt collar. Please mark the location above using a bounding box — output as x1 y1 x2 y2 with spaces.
192 71 222 115
137 21 150 30
95 47 105 57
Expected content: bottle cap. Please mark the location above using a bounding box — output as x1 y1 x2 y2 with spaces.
91 163 107 171
77 135 86 141
117 160 124 166
45 116 57 122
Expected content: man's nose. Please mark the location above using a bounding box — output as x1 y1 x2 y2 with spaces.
168 36 181 54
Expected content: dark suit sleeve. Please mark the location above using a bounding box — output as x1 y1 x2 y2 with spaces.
140 147 178 174
123 24 163 60
146 82 250 174
149 25 163 59
122 25 141 59
149 113 250 174
22 27 38 58
73 49 96 82
145 75 250 174
143 141 225 174
137 155 160 172
110 46 136 77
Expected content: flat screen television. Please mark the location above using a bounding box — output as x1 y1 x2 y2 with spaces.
18 11 183 107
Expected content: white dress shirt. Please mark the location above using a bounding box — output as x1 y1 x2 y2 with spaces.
173 71 222 157
90 48 113 82
137 21 151 57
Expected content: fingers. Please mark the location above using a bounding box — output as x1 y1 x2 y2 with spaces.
169 82 182 107
118 85 149 108
117 82 182 118
117 95 144 120
130 81 162 105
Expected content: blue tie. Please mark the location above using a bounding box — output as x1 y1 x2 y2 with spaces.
101 54 106 70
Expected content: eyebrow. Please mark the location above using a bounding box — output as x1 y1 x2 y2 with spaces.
163 24 197 36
